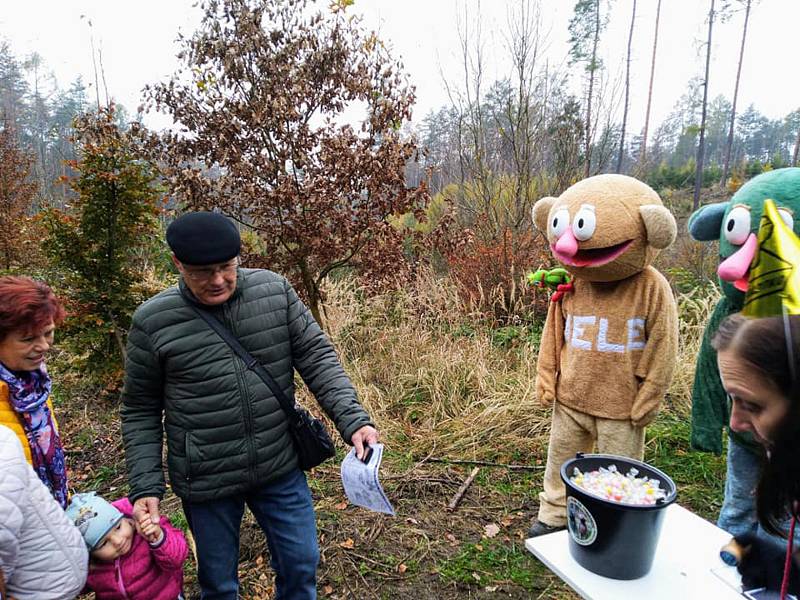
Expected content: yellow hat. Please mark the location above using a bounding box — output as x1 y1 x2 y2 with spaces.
742 199 800 317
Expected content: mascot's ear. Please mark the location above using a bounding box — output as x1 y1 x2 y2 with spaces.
640 204 677 250
532 197 557 233
688 201 728 241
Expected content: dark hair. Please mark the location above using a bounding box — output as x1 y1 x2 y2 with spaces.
0 276 66 341
713 313 800 538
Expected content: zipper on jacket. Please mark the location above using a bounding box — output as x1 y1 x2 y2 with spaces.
184 432 193 484
224 303 258 489
115 558 130 599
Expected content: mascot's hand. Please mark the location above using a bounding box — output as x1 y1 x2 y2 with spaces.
551 282 574 303
527 268 572 302
535 383 555 408
631 407 660 428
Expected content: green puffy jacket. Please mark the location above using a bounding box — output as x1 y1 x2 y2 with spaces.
121 268 372 503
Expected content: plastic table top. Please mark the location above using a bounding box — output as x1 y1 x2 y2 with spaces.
525 503 745 600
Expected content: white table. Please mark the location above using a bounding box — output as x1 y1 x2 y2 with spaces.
526 504 745 599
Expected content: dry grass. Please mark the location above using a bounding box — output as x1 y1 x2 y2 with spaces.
64 265 720 599
302 267 714 461
669 284 721 412
310 271 548 461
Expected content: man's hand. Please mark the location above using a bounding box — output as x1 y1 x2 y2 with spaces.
132 496 161 537
350 425 379 461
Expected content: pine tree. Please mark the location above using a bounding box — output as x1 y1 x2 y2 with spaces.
43 106 162 377
568 0 607 178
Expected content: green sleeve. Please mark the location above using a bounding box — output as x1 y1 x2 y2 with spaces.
120 314 166 502
285 279 372 444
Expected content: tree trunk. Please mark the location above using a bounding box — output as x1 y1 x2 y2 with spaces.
584 0 601 178
793 123 800 166
694 0 716 212
616 0 637 173
308 288 323 329
111 320 127 364
721 0 752 187
298 259 324 328
640 0 661 164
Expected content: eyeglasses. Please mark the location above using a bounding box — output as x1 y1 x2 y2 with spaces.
181 259 239 282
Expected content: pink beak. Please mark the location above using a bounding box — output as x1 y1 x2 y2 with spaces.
554 229 579 258
718 233 758 292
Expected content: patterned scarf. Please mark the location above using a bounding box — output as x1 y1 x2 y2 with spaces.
0 361 68 508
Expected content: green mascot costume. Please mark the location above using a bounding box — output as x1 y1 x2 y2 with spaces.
689 167 800 537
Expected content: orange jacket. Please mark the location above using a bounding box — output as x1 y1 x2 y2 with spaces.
0 380 60 465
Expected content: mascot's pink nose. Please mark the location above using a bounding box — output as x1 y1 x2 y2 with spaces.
718 233 757 282
555 229 579 257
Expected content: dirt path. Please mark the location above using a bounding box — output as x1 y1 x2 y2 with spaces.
62 396 576 599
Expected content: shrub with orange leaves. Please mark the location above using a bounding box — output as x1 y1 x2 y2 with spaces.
445 224 552 323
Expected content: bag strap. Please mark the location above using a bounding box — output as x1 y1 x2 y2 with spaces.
188 304 302 426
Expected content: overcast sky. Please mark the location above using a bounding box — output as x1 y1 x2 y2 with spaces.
1 0 798 136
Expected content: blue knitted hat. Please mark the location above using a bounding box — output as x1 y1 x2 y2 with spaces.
66 492 124 550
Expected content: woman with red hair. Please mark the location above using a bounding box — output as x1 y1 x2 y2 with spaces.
0 275 68 508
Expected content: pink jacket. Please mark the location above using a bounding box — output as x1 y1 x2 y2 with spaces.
85 498 188 600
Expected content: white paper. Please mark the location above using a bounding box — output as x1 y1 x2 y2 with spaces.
340 443 395 515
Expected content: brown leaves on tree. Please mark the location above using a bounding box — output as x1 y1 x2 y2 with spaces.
142 0 431 323
0 119 38 270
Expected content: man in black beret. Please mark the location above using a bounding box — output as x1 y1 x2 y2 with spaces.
121 211 379 600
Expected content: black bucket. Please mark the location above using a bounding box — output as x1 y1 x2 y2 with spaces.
560 453 677 580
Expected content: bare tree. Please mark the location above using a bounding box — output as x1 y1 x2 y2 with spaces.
720 0 753 187
693 0 716 212
590 69 625 173
640 0 661 164
616 0 637 173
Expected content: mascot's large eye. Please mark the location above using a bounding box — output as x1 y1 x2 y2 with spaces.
572 205 597 241
549 208 570 239
723 205 751 246
779 208 794 231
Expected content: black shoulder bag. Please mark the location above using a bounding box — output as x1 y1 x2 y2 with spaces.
189 304 336 471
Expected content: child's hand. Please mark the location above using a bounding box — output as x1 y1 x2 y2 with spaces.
139 519 163 545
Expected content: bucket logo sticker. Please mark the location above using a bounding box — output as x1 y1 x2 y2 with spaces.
567 497 597 546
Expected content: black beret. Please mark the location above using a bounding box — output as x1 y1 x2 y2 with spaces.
166 212 241 265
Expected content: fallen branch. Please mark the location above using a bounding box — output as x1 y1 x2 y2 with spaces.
423 457 545 471
446 467 480 512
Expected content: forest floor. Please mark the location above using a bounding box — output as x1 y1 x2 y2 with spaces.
60 228 728 599
61 388 725 600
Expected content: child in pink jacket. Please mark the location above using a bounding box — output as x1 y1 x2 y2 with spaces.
66 492 188 600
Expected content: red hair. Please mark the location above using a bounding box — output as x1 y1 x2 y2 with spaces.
0 276 66 341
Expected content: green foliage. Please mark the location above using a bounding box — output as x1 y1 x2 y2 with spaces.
490 324 542 350
42 106 164 382
439 538 545 591
646 412 727 521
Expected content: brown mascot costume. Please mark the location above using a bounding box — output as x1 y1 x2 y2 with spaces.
528 174 679 536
